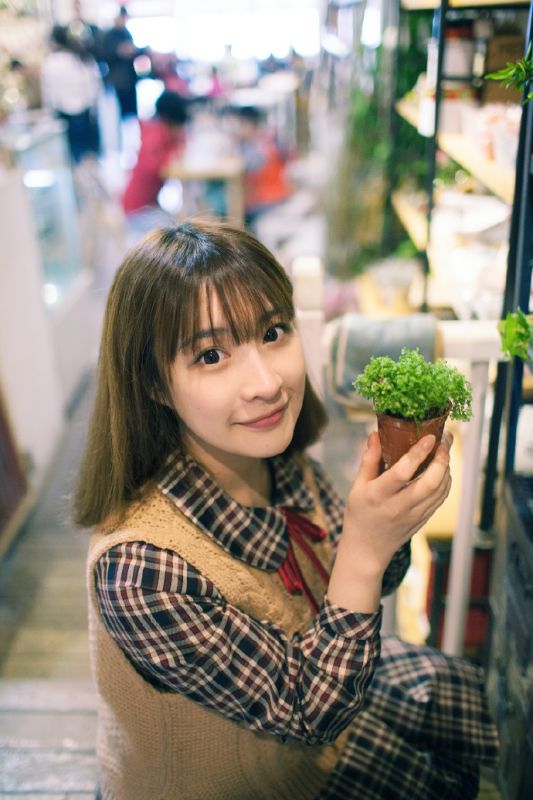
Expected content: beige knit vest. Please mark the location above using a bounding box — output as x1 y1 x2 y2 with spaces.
87 459 349 800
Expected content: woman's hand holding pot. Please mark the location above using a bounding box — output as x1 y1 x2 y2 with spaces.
327 430 452 614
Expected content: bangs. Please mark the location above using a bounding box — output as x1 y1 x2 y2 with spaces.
174 250 295 352
147 222 296 389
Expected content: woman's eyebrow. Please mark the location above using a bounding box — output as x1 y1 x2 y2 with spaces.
259 307 287 322
180 308 290 351
181 327 228 350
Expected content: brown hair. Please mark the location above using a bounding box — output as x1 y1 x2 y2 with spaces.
73 221 327 527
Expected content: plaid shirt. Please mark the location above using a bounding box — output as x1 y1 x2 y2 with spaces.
95 454 407 742
94 453 498 799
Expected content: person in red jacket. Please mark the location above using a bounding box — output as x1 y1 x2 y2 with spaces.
122 90 188 236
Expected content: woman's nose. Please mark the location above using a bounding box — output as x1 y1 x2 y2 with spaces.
241 349 283 400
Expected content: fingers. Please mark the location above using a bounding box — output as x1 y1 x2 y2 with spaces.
385 428 453 491
411 430 453 493
415 471 452 530
429 430 453 468
400 469 453 540
382 434 436 489
355 431 383 484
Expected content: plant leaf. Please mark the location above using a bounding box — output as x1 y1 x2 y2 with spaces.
498 309 533 360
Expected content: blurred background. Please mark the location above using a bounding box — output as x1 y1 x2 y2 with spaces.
0 0 532 797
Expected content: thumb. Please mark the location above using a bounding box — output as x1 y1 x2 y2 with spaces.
356 431 382 483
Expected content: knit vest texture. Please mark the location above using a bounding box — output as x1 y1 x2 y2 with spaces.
87 459 349 800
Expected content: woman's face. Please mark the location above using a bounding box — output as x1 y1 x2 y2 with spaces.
168 290 306 475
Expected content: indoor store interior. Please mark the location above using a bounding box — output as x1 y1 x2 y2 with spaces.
0 0 532 798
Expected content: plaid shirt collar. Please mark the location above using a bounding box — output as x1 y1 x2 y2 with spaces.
158 452 315 571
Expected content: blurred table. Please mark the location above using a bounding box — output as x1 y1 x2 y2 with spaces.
164 154 245 227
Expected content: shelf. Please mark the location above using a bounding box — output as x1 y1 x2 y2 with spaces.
391 188 508 319
395 100 516 204
396 99 420 129
391 190 429 250
401 0 529 9
438 132 515 204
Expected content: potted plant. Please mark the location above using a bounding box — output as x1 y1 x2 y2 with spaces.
498 307 533 361
353 347 473 477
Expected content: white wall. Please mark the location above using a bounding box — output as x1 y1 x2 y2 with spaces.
0 168 64 487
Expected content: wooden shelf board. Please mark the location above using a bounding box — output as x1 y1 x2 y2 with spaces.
395 99 420 130
391 190 429 250
395 100 515 204
437 132 515 204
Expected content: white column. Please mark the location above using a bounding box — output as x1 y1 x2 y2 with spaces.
436 321 502 655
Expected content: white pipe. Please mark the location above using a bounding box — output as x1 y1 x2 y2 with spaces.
441 360 490 655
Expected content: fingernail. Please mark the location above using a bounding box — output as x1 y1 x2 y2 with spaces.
421 435 435 451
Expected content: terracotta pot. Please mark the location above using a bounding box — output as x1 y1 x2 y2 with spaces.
377 409 449 478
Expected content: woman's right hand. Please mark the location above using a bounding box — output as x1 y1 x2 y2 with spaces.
327 430 452 614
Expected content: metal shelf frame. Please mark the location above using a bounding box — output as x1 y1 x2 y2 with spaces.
388 0 533 659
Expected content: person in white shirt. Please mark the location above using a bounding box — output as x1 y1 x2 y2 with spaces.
40 24 101 163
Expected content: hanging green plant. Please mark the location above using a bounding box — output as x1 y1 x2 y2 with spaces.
498 308 533 360
485 43 533 103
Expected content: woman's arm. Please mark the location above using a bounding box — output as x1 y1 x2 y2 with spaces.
95 542 381 746
328 432 452 613
311 459 411 597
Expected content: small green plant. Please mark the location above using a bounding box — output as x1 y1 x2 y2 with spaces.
485 43 533 103
353 347 473 422
498 308 533 360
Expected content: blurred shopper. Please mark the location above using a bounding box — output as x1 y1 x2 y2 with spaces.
121 90 188 236
150 52 191 99
40 24 101 164
67 0 105 73
102 5 144 121
232 105 292 227
205 65 228 100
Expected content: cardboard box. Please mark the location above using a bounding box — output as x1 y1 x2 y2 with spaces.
483 81 521 104
485 34 524 72
483 35 524 104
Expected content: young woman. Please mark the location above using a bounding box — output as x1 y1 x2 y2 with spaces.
75 221 498 800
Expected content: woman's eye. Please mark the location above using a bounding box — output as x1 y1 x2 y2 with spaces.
196 348 224 365
264 324 289 343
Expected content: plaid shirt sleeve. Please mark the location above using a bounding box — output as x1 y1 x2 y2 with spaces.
95 542 382 745
310 459 411 597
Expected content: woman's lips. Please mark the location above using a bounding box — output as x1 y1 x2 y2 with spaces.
239 404 287 430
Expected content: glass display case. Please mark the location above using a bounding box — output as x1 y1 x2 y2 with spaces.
0 114 82 311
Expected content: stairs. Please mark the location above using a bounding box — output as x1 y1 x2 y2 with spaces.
0 679 98 797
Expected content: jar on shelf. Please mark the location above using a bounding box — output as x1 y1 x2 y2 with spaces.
418 79 475 137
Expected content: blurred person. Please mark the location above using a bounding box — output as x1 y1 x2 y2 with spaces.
121 90 189 237
102 5 145 120
258 52 288 76
40 24 101 164
205 65 228 100
231 105 292 228
67 0 105 73
219 43 238 88
7 58 41 110
150 52 191 98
